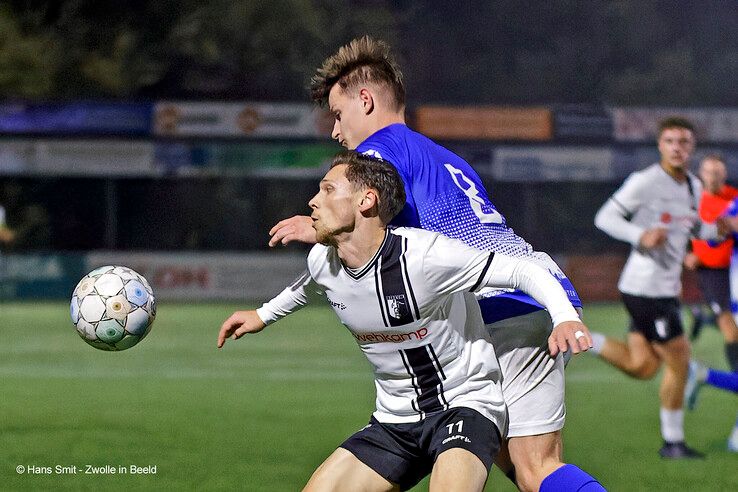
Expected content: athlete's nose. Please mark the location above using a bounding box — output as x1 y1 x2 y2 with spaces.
309 193 319 210
331 120 340 141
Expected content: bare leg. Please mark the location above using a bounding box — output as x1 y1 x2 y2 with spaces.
652 335 691 409
303 448 399 492
599 332 661 379
493 441 515 482
429 448 488 492
717 312 738 343
506 431 564 492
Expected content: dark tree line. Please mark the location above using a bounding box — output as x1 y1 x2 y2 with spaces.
1 0 736 105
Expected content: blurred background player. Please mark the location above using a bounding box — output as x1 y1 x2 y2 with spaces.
269 36 603 492
0 197 16 293
219 152 592 492
684 362 738 452
685 184 738 452
0 203 13 245
683 154 738 361
0 181 49 252
591 117 733 459
0 201 14 292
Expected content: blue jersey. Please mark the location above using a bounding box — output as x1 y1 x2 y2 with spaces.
356 123 581 323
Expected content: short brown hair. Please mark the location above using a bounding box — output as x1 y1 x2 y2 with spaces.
330 151 406 224
310 36 405 111
701 153 725 164
658 116 695 137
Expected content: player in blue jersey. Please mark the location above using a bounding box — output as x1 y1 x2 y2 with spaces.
223 152 594 491
269 36 603 492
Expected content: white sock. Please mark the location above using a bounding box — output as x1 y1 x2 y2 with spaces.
590 332 607 355
660 407 685 443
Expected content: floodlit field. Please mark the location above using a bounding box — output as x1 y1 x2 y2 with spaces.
1 301 736 491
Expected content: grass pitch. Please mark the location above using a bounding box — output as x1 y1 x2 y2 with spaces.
1 301 736 491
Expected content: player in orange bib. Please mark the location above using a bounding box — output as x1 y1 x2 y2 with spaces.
684 154 738 372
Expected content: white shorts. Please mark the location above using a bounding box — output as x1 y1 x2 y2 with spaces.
486 309 565 438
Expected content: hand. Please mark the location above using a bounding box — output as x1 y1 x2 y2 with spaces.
268 215 317 247
683 252 700 271
548 320 592 357
639 227 668 249
715 215 738 236
217 310 266 348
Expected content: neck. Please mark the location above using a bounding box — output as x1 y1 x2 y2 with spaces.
660 161 687 182
334 222 387 269
370 111 406 134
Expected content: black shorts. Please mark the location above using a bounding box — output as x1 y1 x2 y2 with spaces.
622 293 684 343
696 267 732 314
340 407 501 491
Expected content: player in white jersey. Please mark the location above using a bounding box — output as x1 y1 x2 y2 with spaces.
593 117 735 459
268 36 602 492
219 152 591 492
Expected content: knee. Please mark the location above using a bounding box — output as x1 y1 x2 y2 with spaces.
513 467 545 492
665 338 691 365
629 358 660 379
509 456 562 492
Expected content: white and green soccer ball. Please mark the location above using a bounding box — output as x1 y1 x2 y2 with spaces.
70 265 156 351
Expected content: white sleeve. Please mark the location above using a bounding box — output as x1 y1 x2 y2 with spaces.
421 233 579 326
255 270 321 325
594 173 646 246
696 221 720 241
481 254 581 326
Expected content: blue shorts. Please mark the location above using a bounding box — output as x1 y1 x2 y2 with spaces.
340 407 501 491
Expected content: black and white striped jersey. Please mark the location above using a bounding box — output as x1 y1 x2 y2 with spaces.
257 227 580 426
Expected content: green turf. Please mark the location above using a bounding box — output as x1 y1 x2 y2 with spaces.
0 301 736 491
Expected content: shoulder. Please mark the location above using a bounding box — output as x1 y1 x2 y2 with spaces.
392 226 438 242
357 124 428 162
391 226 466 252
639 163 664 179
725 185 738 199
306 243 335 273
618 165 658 192
687 172 703 192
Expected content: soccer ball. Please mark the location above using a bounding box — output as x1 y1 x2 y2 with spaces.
70 265 156 351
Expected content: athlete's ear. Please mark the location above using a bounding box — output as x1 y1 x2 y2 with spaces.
358 189 378 215
359 88 374 115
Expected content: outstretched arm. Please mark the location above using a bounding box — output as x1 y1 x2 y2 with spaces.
216 270 317 347
268 215 317 247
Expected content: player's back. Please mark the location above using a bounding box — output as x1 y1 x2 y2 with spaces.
357 124 581 321
358 124 533 256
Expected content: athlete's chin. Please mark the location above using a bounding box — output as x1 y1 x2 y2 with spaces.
314 227 334 246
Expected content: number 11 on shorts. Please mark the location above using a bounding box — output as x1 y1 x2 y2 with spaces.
446 420 464 434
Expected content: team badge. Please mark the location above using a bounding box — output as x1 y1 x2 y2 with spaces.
386 295 409 320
